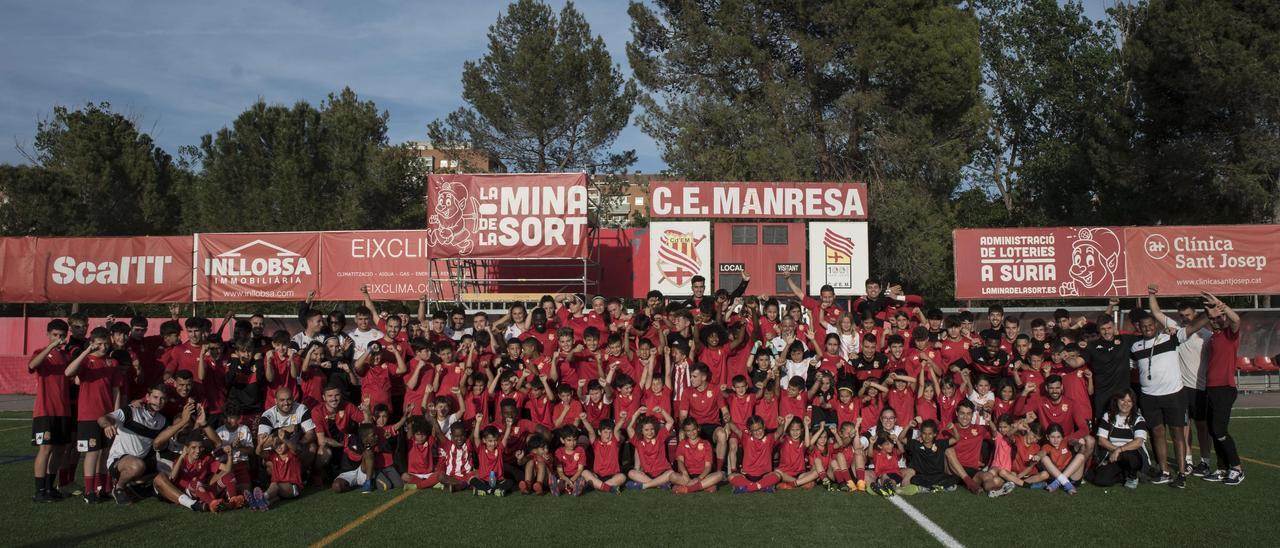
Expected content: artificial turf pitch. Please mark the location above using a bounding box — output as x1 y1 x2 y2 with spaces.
0 409 1276 547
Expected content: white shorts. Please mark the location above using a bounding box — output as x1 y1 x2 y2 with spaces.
336 468 370 485
408 472 435 480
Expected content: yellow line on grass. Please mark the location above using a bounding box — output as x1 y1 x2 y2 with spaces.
310 490 417 547
0 425 28 432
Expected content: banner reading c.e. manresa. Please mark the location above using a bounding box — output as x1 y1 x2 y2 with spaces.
426 173 589 259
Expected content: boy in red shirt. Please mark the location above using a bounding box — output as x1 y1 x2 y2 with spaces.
582 418 625 493
942 401 992 494
155 433 239 512
677 364 728 472
401 417 439 490
65 328 124 502
470 416 513 496
672 417 725 493
258 429 303 506
553 425 590 496
29 320 73 503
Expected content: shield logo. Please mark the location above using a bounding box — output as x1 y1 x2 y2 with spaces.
822 229 855 289
656 229 706 287
1061 403 1069 411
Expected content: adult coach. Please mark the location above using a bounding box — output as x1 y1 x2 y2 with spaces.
98 385 190 504
1132 285 1208 488
1076 299 1140 422
1201 293 1245 485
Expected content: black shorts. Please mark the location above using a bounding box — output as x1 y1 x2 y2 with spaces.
1182 387 1207 422
31 416 74 446
880 472 903 483
108 452 158 479
697 423 721 441
77 420 108 452
910 473 956 488
963 466 981 477
1140 391 1186 428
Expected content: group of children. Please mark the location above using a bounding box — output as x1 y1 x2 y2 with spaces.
29 279 1159 508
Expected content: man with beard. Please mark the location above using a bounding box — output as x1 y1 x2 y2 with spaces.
99 385 188 505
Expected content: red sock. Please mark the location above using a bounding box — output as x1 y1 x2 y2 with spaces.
219 474 237 493
686 481 704 493
757 474 780 489
854 469 866 481
84 475 97 497
666 439 678 463
412 476 439 489
834 469 851 483
729 476 751 489
95 474 108 495
715 457 724 472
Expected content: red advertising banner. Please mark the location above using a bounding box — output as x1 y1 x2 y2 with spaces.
954 227 1129 299
1125 225 1280 296
0 237 38 302
317 230 431 301
649 181 868 220
196 232 320 302
426 173 589 259
31 236 193 303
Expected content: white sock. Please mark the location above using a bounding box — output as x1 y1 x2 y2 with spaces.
1200 457 1210 465
178 494 195 508
1057 474 1069 485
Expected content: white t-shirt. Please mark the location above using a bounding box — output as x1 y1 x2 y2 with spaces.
1169 316 1212 390
782 359 812 388
106 407 168 467
1130 327 1190 397
347 328 386 360
216 424 254 463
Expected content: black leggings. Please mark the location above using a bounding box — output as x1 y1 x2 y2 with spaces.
1089 450 1143 486
469 477 515 494
1206 386 1241 468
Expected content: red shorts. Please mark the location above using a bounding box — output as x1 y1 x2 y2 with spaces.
230 462 252 487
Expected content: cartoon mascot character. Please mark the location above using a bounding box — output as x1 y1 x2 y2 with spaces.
428 181 480 255
1060 227 1123 297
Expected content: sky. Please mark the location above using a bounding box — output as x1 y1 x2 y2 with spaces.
0 0 665 172
0 1 1116 175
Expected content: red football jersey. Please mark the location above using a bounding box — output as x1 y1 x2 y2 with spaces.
76 355 123 421
675 437 712 475
678 386 723 425
631 427 672 475
30 347 72 418
946 423 990 468
267 450 303 485
778 436 807 476
554 446 587 476
740 433 775 476
591 437 621 476
407 438 435 475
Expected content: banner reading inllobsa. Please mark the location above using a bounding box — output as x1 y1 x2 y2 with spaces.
426 173 589 259
955 225 1280 298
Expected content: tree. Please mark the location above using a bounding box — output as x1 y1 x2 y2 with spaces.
1118 0 1280 224
970 0 1125 221
428 0 638 173
0 103 186 236
184 88 422 232
627 0 986 301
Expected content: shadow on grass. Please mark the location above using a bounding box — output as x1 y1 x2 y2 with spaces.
17 517 152 548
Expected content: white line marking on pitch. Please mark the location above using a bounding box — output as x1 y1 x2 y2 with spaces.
887 496 965 548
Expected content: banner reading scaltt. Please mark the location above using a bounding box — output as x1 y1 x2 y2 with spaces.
426 173 589 259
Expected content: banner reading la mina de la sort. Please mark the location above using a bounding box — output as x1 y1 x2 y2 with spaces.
954 224 1279 299
426 172 590 259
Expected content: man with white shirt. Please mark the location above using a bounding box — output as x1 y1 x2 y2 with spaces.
1131 285 1210 489
347 307 385 361
1167 299 1215 477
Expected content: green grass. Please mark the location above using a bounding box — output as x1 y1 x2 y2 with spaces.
1 409 1277 547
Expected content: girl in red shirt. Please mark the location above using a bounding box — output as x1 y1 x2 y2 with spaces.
401 417 438 490
1039 424 1084 494
728 415 781 493
865 432 903 495
625 411 673 490
775 416 822 489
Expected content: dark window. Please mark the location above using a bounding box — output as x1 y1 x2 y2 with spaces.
775 274 795 294
731 225 757 245
762 225 788 245
719 273 743 293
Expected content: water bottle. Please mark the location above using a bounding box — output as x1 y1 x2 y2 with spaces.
489 470 497 490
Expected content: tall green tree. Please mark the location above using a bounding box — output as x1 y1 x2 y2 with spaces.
185 88 423 232
628 0 985 301
1119 0 1280 224
0 102 186 236
429 0 638 173
971 0 1125 223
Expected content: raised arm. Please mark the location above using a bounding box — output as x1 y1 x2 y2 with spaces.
359 285 382 321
